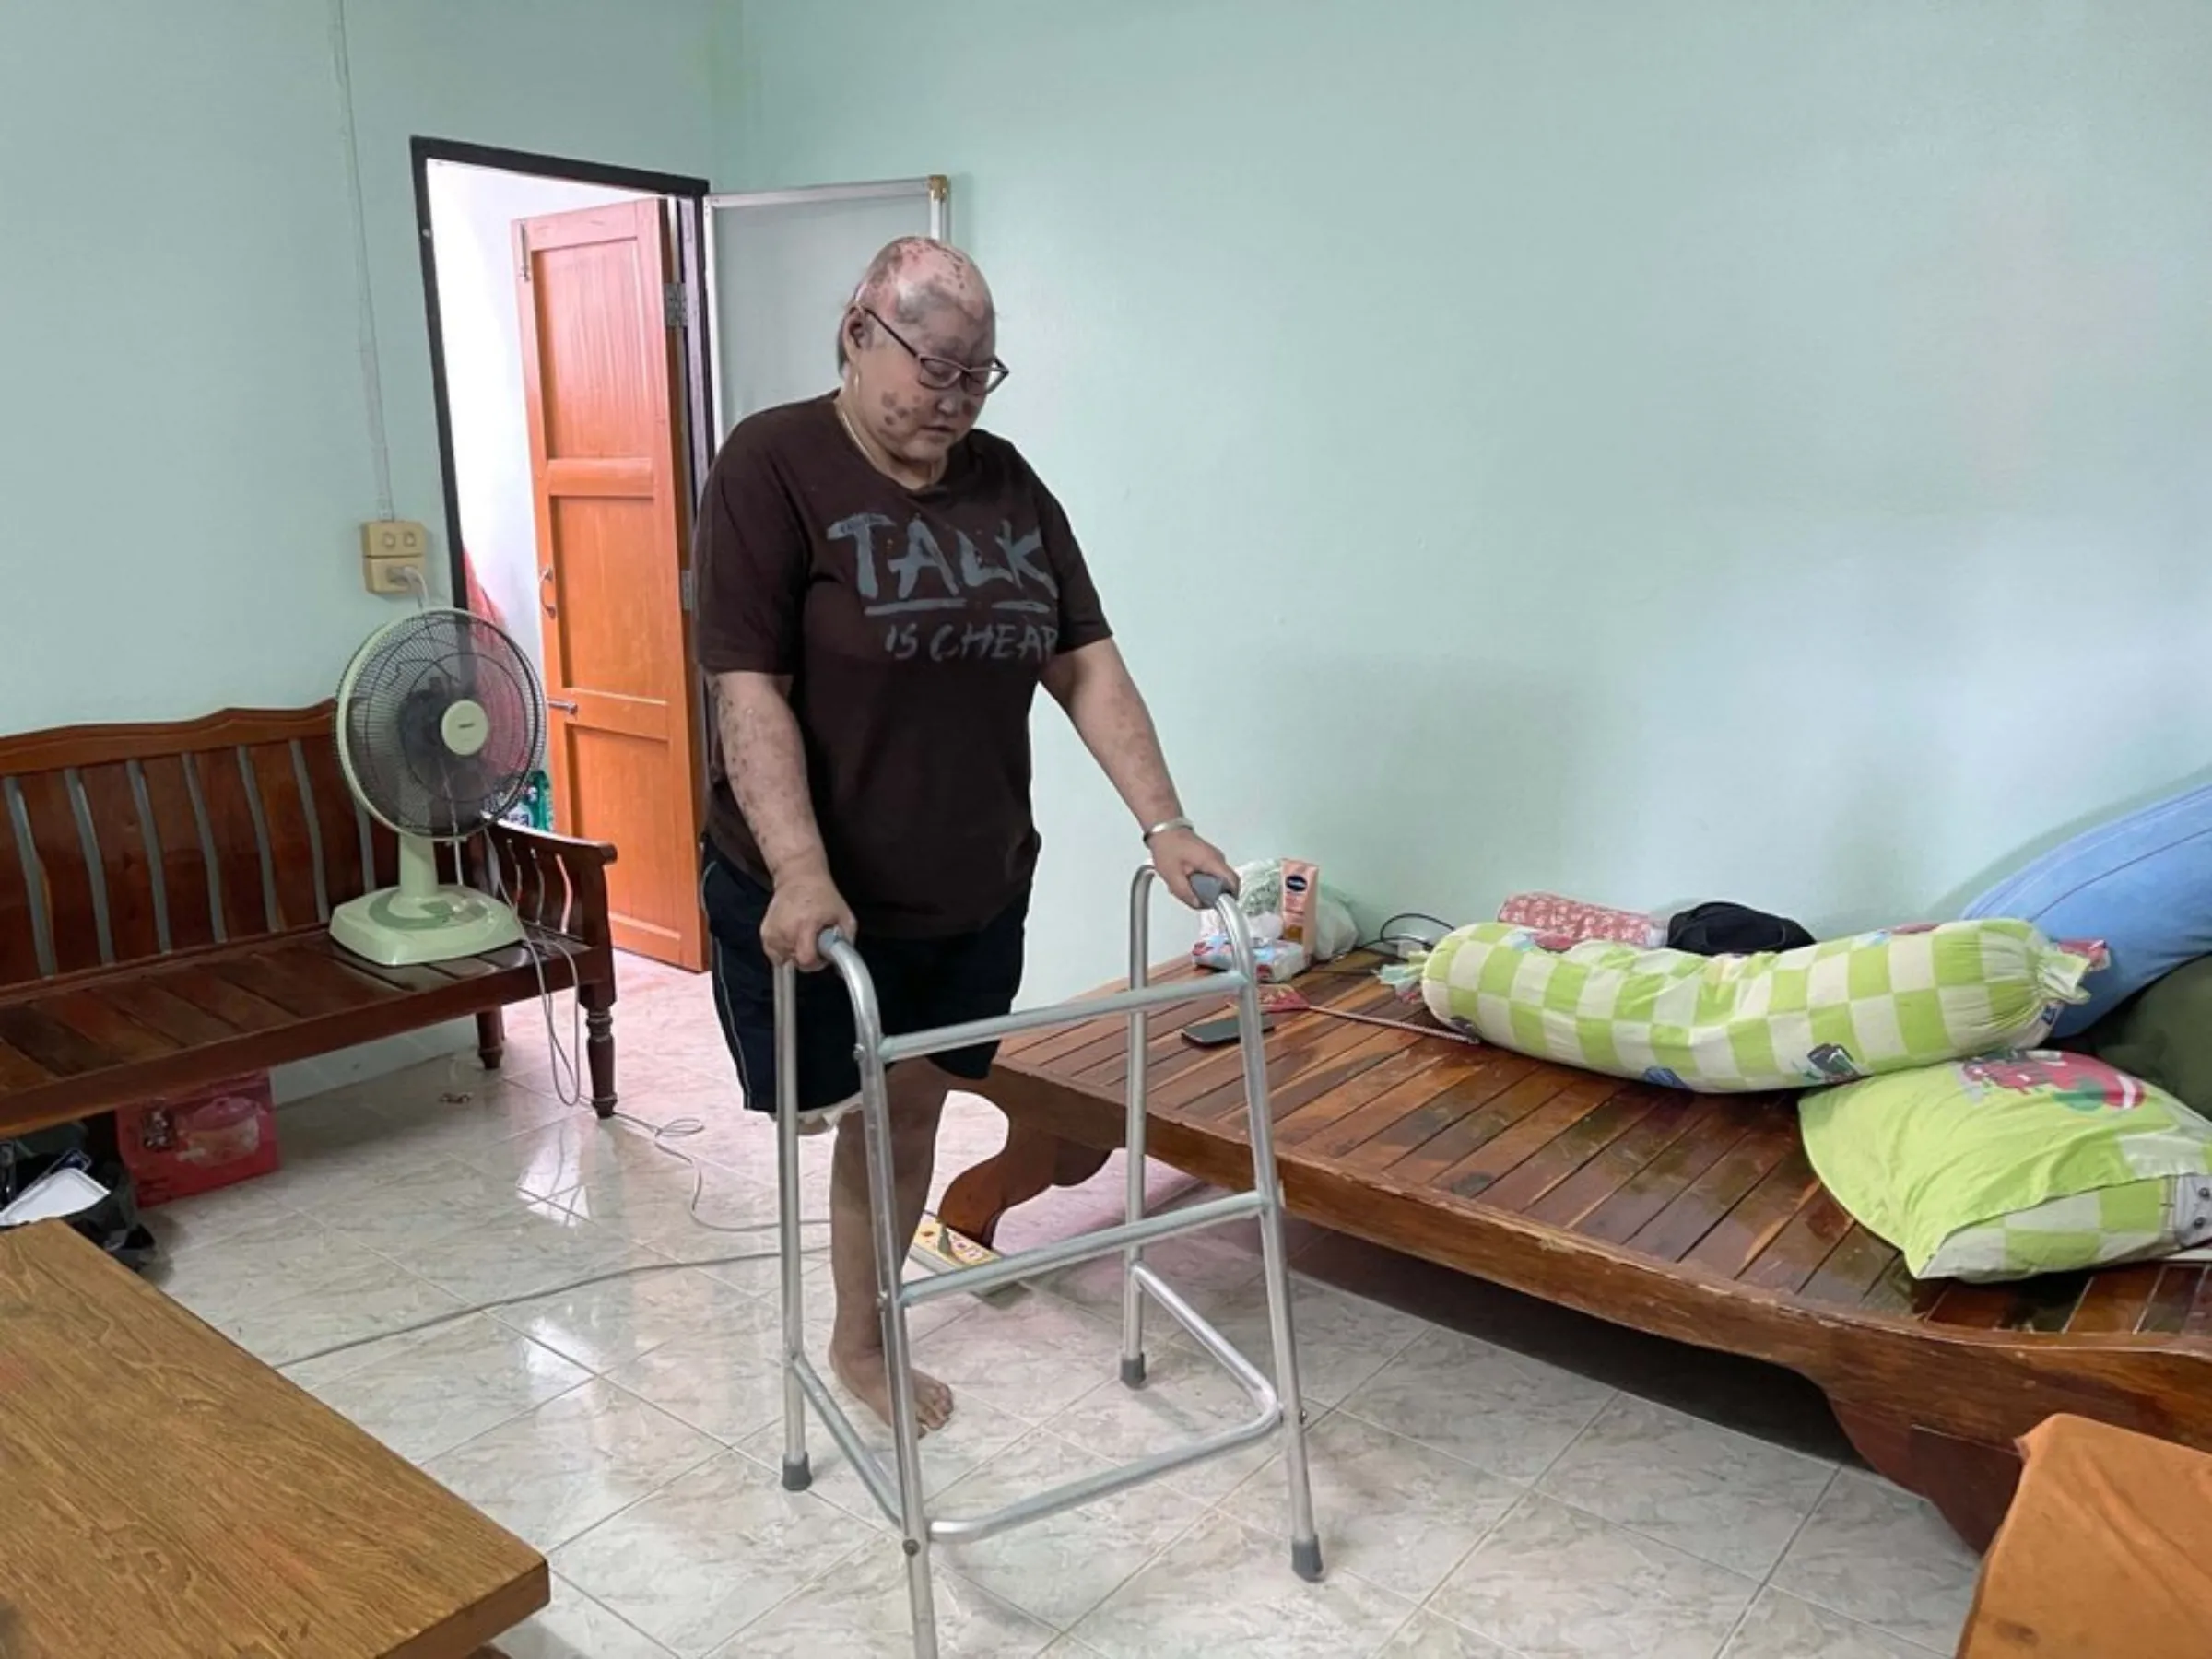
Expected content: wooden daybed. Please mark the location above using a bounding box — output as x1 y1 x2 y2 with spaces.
942 958 2212 1549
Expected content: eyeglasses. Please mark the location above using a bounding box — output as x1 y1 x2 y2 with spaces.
863 307 1010 397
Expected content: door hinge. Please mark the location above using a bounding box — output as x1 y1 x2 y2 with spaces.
664 280 688 328
679 568 697 612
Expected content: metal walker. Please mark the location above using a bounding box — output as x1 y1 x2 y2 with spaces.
772 866 1324 1657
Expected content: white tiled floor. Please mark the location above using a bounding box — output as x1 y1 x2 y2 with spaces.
139 954 1980 1658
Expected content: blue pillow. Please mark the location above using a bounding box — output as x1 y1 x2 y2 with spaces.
1964 782 2212 1037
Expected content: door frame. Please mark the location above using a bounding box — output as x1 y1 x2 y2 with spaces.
409 137 712 614
700 175 949 449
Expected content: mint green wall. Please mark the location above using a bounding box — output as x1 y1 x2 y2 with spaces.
725 0 2212 994
2 0 717 735
9 1 2211 1009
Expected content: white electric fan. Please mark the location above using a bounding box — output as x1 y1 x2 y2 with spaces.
328 608 546 967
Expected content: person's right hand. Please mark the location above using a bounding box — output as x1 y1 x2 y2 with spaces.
761 865 857 971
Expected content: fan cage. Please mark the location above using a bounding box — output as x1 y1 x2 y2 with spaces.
337 609 545 839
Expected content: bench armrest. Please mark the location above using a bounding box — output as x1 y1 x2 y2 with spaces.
479 822 619 955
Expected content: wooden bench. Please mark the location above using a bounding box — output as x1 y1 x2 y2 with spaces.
944 958 2212 1550
0 701 619 1141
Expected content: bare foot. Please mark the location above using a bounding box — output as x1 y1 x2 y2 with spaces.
832 1339 955 1434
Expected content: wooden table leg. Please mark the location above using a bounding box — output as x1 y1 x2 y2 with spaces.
938 1116 1112 1248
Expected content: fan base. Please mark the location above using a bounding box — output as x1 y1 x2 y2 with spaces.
329 886 527 968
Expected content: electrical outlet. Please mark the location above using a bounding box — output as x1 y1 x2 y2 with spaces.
361 519 429 596
361 519 428 560
363 557 421 596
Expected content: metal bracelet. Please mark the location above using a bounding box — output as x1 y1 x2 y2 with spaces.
1141 816 1194 844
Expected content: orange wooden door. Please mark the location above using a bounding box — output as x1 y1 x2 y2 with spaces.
515 199 705 971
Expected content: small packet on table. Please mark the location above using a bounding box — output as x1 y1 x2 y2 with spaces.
1193 932 1309 983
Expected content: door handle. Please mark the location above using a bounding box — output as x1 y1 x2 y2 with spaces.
547 698 579 714
539 566 558 618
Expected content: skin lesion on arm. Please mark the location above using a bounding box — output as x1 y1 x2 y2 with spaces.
713 671 830 878
1044 641 1184 830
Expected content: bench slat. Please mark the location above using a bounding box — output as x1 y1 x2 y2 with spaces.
1438 1075 1621 1197
1683 1144 1824 1277
2014 1274 2091 1333
15 771 101 976
2141 1265 2201 1335
1630 1120 1805 1263
272 943 410 1007
1475 1084 1665 1211
1284 1048 1484 1156
536 841 572 934
1794 1222 1900 1307
0 1006 113 1078
1576 1109 1761 1245
0 1039 53 1091
2056 1265 2159 1334
98 980 250 1047
32 990 181 1067
297 735 372 910
1523 1092 1728 1230
338 957 463 995
1186 1013 1403 1124
1927 1281 2022 1330
193 748 276 943
137 757 218 954
246 742 322 929
1739 1186 1857 1293
208 954 372 1021
1340 1053 1538 1174
0 788 41 988
152 965 304 1034
1383 1065 1577 1186
76 764 161 966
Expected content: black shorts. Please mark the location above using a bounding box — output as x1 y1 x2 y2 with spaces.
701 847 1029 1114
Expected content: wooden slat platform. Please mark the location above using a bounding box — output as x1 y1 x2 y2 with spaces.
944 959 2212 1547
0 925 588 1139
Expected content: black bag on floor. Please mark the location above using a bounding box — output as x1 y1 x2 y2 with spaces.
0 1122 158 1272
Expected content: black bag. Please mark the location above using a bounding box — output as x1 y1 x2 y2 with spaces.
1667 901 1816 957
0 1123 158 1271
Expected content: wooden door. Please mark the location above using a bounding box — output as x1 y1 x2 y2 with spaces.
515 199 706 971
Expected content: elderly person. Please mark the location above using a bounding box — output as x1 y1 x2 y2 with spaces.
693 237 1232 1431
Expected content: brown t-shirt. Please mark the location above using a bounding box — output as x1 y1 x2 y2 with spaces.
694 396 1113 938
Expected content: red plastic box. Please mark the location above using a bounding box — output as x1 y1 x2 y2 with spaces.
115 1074 281 1207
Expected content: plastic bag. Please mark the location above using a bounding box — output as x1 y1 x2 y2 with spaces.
1211 859 1359 961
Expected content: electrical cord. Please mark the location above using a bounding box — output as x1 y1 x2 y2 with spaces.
1357 912 1458 959
283 835 830 1370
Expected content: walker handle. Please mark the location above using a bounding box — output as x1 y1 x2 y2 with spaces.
1190 874 1232 908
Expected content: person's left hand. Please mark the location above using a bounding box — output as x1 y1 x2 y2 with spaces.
1150 827 1239 910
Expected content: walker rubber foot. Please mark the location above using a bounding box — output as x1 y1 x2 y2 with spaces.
1291 1536 1324 1583
782 1454 813 1492
1120 1354 1147 1388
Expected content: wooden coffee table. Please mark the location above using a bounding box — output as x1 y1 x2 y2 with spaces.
0 1221 547 1658
1961 1414 2212 1655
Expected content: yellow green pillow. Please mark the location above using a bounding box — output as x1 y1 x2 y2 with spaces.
1801 1053 2212 1282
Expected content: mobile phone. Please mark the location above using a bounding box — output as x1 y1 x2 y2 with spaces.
1182 1014 1276 1049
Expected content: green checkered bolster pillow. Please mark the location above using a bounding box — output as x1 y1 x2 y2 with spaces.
1416 920 2099 1092
1801 1053 2212 1281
